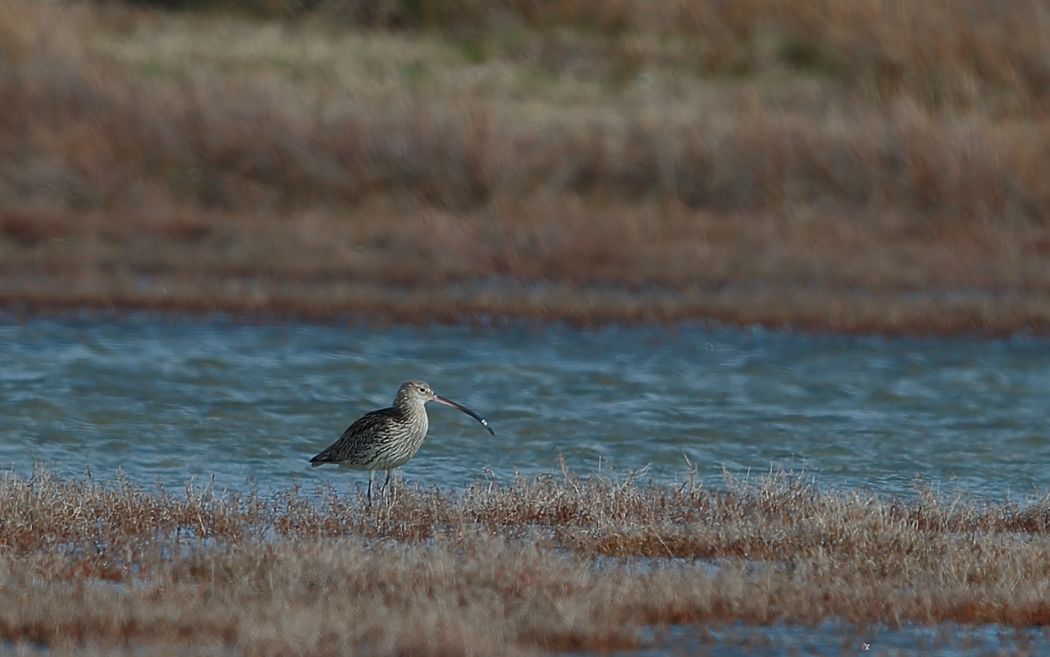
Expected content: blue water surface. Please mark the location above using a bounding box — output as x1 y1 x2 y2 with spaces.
0 316 1047 498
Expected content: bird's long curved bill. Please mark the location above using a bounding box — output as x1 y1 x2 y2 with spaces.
433 395 496 435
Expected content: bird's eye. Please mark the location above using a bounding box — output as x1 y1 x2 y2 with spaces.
418 386 426 393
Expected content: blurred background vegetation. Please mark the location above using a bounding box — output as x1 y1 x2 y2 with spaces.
1 0 1048 332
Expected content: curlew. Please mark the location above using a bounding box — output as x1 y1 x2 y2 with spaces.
309 380 494 501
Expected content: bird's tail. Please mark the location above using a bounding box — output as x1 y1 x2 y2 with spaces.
310 445 345 466
309 453 329 467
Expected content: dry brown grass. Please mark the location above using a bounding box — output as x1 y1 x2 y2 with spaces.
3 468 1050 655
2 0 1050 333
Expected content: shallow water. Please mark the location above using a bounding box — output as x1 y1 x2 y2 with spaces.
590 621 1050 657
0 316 1048 498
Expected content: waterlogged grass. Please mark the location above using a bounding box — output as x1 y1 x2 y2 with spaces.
2 468 1050 655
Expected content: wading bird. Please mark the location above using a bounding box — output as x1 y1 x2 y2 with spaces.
310 380 494 501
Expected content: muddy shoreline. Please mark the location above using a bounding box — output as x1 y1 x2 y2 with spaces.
3 274 1049 337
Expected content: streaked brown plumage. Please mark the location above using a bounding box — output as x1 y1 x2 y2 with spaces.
310 380 494 501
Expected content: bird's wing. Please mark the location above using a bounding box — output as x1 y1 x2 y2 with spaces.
309 407 399 466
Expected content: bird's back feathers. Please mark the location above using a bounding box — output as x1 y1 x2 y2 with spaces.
309 406 402 466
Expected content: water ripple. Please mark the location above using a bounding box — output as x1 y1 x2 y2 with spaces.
0 317 1047 497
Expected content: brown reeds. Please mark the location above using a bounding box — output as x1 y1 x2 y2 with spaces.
2 0 1050 333
2 468 1050 655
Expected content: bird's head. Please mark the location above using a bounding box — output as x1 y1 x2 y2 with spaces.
394 380 495 435
396 380 435 406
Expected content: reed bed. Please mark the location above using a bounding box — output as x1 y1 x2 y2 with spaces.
2 0 1050 333
2 468 1050 655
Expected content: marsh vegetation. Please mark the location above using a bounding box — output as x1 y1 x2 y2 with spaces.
3 468 1050 654
2 0 1050 332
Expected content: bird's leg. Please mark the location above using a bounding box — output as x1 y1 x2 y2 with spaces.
385 470 395 502
377 469 392 500
367 471 374 504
